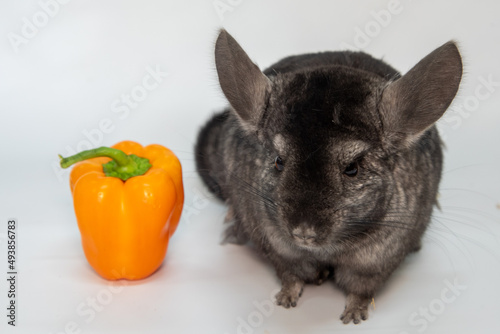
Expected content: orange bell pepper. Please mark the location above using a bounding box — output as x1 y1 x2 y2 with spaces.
59 141 183 280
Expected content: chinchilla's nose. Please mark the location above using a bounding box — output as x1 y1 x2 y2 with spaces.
292 224 317 245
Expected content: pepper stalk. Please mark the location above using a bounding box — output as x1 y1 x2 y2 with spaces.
59 147 152 181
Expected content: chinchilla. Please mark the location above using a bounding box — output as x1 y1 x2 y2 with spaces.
195 29 462 324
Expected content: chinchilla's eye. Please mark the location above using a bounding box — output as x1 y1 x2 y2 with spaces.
344 161 358 177
275 156 284 171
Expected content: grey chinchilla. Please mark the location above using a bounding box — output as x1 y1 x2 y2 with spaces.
195 29 462 324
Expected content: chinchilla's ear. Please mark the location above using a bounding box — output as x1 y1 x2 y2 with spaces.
379 41 462 145
215 29 271 130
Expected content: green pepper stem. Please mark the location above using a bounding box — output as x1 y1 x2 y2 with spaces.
59 146 152 181
60 147 132 169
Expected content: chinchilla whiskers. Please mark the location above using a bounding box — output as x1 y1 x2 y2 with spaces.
227 174 280 210
344 220 420 232
428 217 480 269
331 197 391 214
343 219 451 257
440 187 499 202
358 212 489 238
439 204 500 222
384 208 499 244
432 212 497 237
234 182 279 211
441 163 492 175
347 213 500 266
432 217 500 264
195 165 280 212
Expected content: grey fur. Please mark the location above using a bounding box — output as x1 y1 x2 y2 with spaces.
195 30 462 324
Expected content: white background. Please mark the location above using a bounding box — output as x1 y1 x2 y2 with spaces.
1 0 499 333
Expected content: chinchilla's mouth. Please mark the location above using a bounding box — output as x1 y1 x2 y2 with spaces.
292 235 317 247
290 224 320 249
290 235 325 252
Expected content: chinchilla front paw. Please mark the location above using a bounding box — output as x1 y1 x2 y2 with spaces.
275 280 304 308
340 294 372 324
